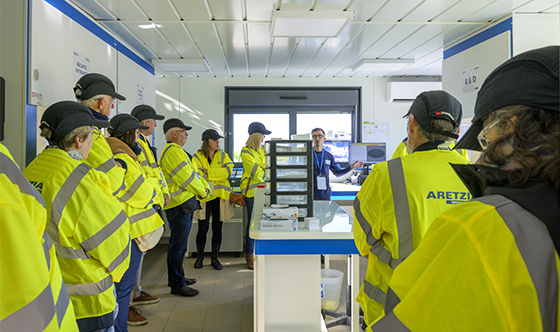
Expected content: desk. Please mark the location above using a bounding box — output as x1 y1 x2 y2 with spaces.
250 201 360 332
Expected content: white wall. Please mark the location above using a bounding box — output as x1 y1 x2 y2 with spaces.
513 13 560 56
154 76 427 159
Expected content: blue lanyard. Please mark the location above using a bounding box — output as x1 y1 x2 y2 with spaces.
314 150 324 175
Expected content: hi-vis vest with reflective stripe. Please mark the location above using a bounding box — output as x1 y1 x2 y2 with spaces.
0 144 78 332
113 152 164 240
160 142 209 209
137 134 169 205
371 195 560 332
83 127 126 195
192 150 234 202
23 148 131 324
240 147 266 198
353 149 470 325
391 139 469 161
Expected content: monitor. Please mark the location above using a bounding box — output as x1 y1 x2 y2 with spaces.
349 143 386 164
322 141 349 163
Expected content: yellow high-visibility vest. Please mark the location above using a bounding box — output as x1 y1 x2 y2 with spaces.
160 142 209 209
23 148 131 326
137 134 169 205
192 150 234 201
1 144 79 331
353 148 470 325
240 147 266 198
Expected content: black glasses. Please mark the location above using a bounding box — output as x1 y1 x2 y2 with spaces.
312 135 324 139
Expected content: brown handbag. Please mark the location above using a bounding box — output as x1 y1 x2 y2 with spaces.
229 192 246 206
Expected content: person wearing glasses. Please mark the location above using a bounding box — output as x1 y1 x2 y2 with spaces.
368 46 560 332
159 119 210 297
23 101 131 332
311 128 363 201
106 114 164 332
74 73 126 194
353 91 471 327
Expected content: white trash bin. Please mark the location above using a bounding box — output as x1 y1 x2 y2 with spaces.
320 269 344 310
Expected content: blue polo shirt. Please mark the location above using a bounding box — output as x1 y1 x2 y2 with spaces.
312 149 351 200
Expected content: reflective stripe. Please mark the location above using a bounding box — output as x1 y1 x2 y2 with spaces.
371 241 403 269
96 157 116 173
141 159 149 166
80 210 128 251
241 149 251 155
112 177 126 196
371 311 411 332
169 161 188 178
55 282 71 328
363 280 387 306
107 237 130 273
482 195 559 331
149 162 157 168
49 164 92 260
42 230 53 270
129 208 157 224
193 153 203 165
66 275 113 296
385 287 400 314
250 164 258 179
179 172 195 189
247 182 262 191
143 188 156 208
170 188 185 198
0 152 46 208
119 176 144 203
214 184 232 191
387 158 414 259
159 146 172 166
0 283 55 331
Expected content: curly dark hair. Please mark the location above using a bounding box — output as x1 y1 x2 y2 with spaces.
481 105 560 190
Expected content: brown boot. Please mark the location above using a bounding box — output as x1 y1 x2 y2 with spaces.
246 254 254 270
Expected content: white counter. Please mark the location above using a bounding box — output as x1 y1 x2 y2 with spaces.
250 201 360 332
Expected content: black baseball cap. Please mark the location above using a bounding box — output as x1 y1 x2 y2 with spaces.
40 101 110 142
404 90 462 139
202 129 224 141
248 122 271 135
73 73 126 101
109 114 149 137
131 105 165 122
456 45 560 151
163 118 192 134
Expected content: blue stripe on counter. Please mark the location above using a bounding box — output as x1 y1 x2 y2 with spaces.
255 239 359 255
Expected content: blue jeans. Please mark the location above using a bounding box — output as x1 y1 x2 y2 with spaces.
114 240 142 332
245 197 254 255
165 206 193 290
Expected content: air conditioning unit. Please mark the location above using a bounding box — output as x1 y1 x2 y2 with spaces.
386 81 442 102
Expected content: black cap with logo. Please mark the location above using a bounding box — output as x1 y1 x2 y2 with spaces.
40 101 110 142
131 105 165 123
202 129 224 141
73 73 126 101
163 118 192 134
404 90 462 139
455 45 560 151
109 114 149 137
248 122 272 135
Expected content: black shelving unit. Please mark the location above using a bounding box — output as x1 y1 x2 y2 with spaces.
265 140 313 219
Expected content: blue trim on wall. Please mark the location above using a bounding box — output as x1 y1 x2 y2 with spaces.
255 239 359 255
25 105 37 166
443 17 513 60
43 0 154 75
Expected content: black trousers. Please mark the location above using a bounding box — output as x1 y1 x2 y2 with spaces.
196 197 223 245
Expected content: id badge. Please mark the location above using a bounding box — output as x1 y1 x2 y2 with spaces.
317 176 327 190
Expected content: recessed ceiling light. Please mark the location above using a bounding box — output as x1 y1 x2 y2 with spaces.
270 5 354 37
138 23 163 29
152 59 209 72
352 59 415 72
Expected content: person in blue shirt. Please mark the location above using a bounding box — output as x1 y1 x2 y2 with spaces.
312 128 363 200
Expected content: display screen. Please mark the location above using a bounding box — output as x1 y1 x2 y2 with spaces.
349 143 386 164
322 141 349 163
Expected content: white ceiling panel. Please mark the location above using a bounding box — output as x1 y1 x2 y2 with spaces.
96 0 145 20
208 0 244 20
247 23 274 77
184 23 230 77
214 22 248 77
401 0 462 22
67 0 558 78
172 0 213 21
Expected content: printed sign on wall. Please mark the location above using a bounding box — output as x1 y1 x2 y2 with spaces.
137 84 144 105
462 65 480 93
73 51 90 82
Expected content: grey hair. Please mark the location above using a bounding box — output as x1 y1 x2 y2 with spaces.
40 126 93 151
